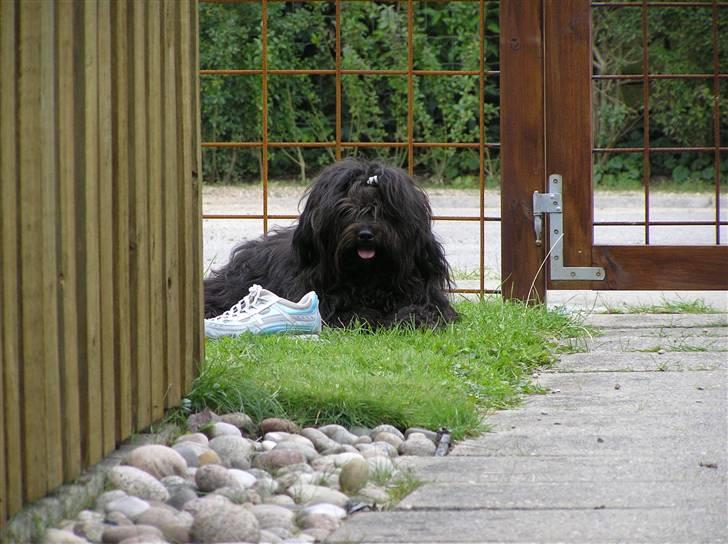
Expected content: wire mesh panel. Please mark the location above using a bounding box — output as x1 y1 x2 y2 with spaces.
199 0 501 296
591 1 728 246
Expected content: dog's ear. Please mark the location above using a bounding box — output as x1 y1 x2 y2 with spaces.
413 234 454 291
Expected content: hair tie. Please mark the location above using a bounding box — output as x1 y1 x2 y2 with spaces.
366 175 379 186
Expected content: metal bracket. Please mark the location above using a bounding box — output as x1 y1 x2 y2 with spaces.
532 175 606 281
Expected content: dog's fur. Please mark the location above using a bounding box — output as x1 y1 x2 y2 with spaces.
204 158 458 328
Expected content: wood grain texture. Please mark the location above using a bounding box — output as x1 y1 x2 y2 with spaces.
112 0 132 442
163 0 182 408
40 0 63 491
593 246 728 290
0 0 202 522
56 0 82 482
544 0 594 290
499 0 546 302
147 0 166 422
97 0 117 456
1 0 24 518
19 0 48 501
130 0 152 429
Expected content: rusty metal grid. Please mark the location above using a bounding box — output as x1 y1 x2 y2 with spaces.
591 0 727 244
200 0 500 295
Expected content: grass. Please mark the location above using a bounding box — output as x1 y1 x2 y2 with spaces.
603 298 721 315
186 299 586 439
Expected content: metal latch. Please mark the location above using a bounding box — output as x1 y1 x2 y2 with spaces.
532 175 606 281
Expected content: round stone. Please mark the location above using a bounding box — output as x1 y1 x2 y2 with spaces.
44 529 88 544
172 442 211 468
299 502 347 520
105 496 150 520
252 449 306 471
188 495 261 543
358 483 390 505
101 524 164 544
370 424 404 440
209 435 256 468
210 421 243 438
367 456 396 477
124 445 188 479
371 431 403 449
175 432 209 446
399 433 437 456
318 424 358 445
109 466 169 502
288 484 349 507
195 464 233 492
338 458 369 494
219 412 257 434
273 441 318 462
405 427 439 443
297 512 341 532
300 428 340 453
95 489 127 512
197 449 223 467
371 441 399 458
212 485 261 505
135 506 193 543
264 494 296 506
249 504 296 531
260 417 300 434
228 468 257 489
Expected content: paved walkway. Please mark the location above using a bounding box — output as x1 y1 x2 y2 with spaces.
329 313 728 543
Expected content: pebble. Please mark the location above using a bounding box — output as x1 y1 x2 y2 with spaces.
189 495 261 543
261 417 300 434
209 421 243 438
209 435 256 468
45 413 445 544
105 496 150 520
339 458 369 494
124 445 187 479
195 463 233 492
108 466 170 502
398 433 437 456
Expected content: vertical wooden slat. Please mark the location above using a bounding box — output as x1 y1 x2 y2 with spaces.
177 0 195 392
78 0 103 466
56 0 82 481
191 0 205 389
40 0 64 491
130 0 152 429
97 0 116 454
544 0 594 290
19 0 49 501
147 0 166 421
500 0 547 302
163 0 182 407
112 0 132 442
0 0 24 519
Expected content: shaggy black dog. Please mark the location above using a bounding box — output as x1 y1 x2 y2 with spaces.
204 158 458 328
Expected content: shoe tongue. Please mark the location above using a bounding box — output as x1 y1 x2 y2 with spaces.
357 248 376 260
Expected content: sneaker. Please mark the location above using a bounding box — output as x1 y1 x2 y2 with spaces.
204 284 322 338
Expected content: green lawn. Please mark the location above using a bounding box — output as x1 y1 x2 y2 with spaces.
187 300 587 439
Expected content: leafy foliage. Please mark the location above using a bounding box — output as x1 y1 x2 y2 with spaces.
200 3 727 189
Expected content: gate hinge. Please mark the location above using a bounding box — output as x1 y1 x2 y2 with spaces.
532 174 606 281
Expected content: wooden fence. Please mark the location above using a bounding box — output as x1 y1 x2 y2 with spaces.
0 0 203 524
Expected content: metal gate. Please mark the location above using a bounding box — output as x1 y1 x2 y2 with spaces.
200 0 728 303
501 0 728 302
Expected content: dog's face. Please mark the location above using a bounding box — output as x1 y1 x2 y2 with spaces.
293 159 437 284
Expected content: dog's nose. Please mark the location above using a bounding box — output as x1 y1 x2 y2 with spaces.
358 228 374 241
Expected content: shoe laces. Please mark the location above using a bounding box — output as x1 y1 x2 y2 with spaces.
209 284 268 321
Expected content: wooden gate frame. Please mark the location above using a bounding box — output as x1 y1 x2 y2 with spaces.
501 0 728 302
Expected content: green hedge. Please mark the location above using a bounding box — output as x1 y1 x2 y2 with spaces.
200 3 727 189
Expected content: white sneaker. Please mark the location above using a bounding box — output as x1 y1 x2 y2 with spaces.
205 284 322 338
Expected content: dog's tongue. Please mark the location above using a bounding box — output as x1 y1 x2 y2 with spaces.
357 248 376 260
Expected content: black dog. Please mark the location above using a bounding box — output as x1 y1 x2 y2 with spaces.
204 158 457 328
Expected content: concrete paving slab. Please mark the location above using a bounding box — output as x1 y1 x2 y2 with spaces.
327 508 727 543
565 334 727 353
397 480 726 510
552 351 727 372
582 313 728 329
397 455 726 484
595 326 728 338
